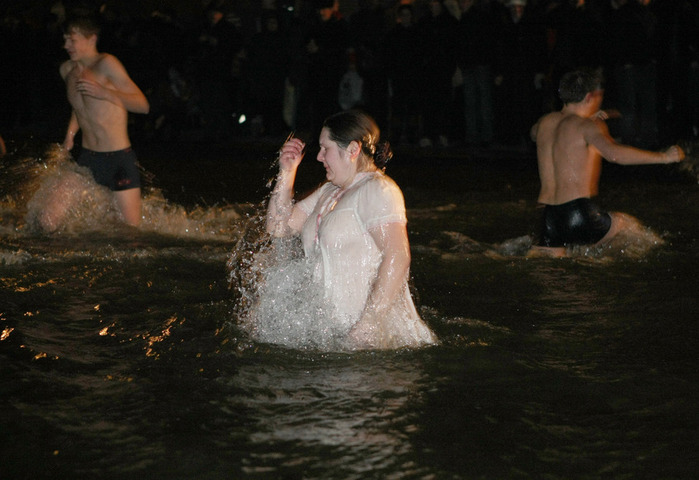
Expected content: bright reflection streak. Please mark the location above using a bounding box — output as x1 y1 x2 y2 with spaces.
1 327 13 340
143 316 179 358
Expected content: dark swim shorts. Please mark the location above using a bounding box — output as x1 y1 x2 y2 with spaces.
76 147 141 191
538 198 612 247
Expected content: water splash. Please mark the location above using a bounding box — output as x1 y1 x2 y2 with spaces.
490 215 664 261
23 146 118 234
224 141 352 351
425 223 664 261
226 206 347 351
0 143 243 240
0 248 32 265
567 213 665 259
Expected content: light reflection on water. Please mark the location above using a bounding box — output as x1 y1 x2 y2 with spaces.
1 140 698 479
218 353 430 478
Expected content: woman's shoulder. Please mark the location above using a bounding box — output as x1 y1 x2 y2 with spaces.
355 172 407 225
355 172 405 211
360 172 403 197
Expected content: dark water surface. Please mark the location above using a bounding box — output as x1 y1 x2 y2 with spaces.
1 138 697 479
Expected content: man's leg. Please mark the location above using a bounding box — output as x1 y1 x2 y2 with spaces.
597 212 636 245
35 172 83 233
114 188 142 227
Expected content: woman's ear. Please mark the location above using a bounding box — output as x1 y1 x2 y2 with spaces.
348 140 361 160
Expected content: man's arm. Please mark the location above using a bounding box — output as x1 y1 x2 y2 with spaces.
78 54 149 114
103 55 149 113
583 119 684 165
530 119 540 142
62 111 80 151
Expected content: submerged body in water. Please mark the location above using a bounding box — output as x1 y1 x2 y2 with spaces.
0 143 243 240
258 111 437 351
242 171 437 351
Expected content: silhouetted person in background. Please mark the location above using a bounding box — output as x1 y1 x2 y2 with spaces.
456 0 501 146
299 0 350 135
194 3 242 139
348 0 391 130
546 0 604 101
604 0 658 148
1 10 32 134
244 9 290 137
495 0 547 148
383 4 422 145
651 0 697 144
417 0 458 147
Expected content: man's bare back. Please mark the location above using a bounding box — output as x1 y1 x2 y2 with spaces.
533 110 606 205
530 69 684 250
533 107 683 207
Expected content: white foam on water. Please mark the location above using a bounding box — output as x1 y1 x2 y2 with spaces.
495 221 664 261
227 225 349 351
566 213 665 260
1 143 244 241
0 248 32 265
0 144 250 267
437 219 664 261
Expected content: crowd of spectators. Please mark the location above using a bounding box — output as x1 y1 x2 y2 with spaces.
1 0 698 151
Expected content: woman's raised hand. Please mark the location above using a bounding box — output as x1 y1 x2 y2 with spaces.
279 137 306 172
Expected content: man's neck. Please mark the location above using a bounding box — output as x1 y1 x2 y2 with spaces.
78 51 101 67
562 102 593 119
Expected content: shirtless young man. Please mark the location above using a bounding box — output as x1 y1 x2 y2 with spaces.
530 69 684 255
40 15 149 232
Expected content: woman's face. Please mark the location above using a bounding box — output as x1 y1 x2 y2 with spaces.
317 128 357 188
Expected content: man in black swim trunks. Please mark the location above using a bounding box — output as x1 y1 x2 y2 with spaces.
39 14 149 232
529 68 685 254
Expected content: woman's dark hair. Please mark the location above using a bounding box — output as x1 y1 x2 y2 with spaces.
322 110 393 170
558 68 604 104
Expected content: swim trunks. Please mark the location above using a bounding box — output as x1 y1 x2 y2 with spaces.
76 147 141 191
538 198 612 247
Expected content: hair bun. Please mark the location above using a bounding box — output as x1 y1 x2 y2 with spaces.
374 141 393 169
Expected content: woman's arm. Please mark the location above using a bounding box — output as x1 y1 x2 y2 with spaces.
349 222 412 345
266 138 308 237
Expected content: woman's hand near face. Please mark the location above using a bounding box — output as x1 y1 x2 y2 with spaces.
279 138 305 172
267 137 308 237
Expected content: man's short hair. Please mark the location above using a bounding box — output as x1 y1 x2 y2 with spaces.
558 69 604 104
63 15 101 38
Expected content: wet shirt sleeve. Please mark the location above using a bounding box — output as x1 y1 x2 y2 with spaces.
356 176 407 231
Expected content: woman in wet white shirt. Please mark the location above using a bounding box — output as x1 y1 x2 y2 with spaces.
265 110 437 350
